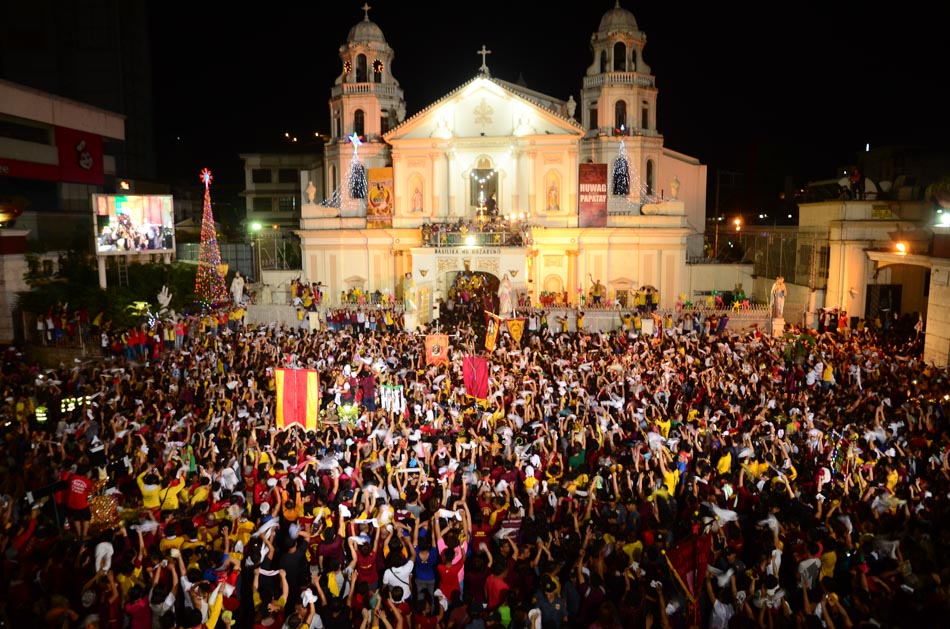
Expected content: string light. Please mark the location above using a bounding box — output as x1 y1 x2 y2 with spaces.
612 139 630 196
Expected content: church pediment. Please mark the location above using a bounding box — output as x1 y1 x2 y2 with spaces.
384 76 584 143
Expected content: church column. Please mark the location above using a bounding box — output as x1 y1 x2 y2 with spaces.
566 249 580 305
445 151 456 219
526 150 537 213
510 148 520 212
431 152 446 220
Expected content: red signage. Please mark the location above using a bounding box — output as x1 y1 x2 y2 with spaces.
578 163 608 228
55 126 104 185
0 158 60 181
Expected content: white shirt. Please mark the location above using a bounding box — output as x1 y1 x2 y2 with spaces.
382 559 414 602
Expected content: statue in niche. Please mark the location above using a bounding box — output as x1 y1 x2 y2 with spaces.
411 187 424 213
546 182 559 211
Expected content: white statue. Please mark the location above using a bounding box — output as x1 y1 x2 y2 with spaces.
566 95 577 119
670 175 680 199
402 273 417 313
230 271 246 305
498 274 513 317
769 276 786 318
306 180 316 204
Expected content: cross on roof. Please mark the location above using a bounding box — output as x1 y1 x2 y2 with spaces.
362 3 371 20
477 45 492 75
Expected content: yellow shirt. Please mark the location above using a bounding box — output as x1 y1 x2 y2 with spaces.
137 472 161 509
158 482 185 512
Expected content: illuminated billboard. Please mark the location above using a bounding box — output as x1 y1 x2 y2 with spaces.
92 194 175 255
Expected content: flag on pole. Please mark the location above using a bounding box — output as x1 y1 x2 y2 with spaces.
274 368 320 431
504 317 526 345
462 356 489 401
425 334 449 366
484 312 501 351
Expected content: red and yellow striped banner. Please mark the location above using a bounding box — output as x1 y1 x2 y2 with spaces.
274 368 320 432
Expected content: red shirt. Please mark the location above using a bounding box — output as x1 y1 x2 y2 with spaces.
67 474 94 510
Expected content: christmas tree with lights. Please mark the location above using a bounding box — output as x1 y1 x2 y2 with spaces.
194 168 229 307
612 138 630 197
346 132 367 200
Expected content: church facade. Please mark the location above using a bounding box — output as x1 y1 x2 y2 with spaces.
296 2 707 322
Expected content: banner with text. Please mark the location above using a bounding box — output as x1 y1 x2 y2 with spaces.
578 163 608 228
367 167 394 228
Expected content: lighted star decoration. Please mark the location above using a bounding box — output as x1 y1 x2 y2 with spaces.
200 168 213 189
348 133 363 149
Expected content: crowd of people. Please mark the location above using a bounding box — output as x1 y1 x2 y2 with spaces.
1 301 948 629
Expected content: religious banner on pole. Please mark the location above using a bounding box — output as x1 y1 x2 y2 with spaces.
484 312 501 351
578 163 608 228
425 334 449 366
274 368 320 431
504 317 526 346
462 355 489 401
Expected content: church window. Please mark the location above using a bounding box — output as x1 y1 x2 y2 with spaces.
599 50 608 73
470 166 497 208
353 109 365 138
589 107 598 131
646 159 655 196
613 42 627 71
380 114 390 135
356 54 368 82
373 59 384 83
641 101 649 130
343 60 352 78
615 100 627 133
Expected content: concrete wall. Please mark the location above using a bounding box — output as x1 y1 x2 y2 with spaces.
924 263 950 368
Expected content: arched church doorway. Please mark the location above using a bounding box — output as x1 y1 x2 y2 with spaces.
442 270 500 327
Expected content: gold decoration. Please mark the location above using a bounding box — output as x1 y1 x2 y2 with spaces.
509 269 519 277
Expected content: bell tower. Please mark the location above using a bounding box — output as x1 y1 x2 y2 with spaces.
324 3 406 210
579 1 664 205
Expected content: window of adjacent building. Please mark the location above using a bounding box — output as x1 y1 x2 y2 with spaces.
0 115 52 144
613 42 626 71
589 107 598 131
252 197 271 212
278 168 297 184
252 169 271 184
278 196 297 212
615 100 627 133
356 54 368 82
354 110 365 138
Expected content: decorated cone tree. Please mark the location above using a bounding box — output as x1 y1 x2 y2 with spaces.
195 168 229 307
612 138 630 197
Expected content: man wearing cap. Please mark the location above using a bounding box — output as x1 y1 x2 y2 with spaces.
532 575 568 628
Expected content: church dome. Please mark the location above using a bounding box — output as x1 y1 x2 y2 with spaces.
598 1 638 33
347 18 386 44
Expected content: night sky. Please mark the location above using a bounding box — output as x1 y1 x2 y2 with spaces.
148 1 947 212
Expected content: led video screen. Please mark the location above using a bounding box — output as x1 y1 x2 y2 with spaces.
93 194 175 255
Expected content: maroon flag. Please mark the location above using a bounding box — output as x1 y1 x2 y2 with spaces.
462 355 489 401
665 533 714 600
